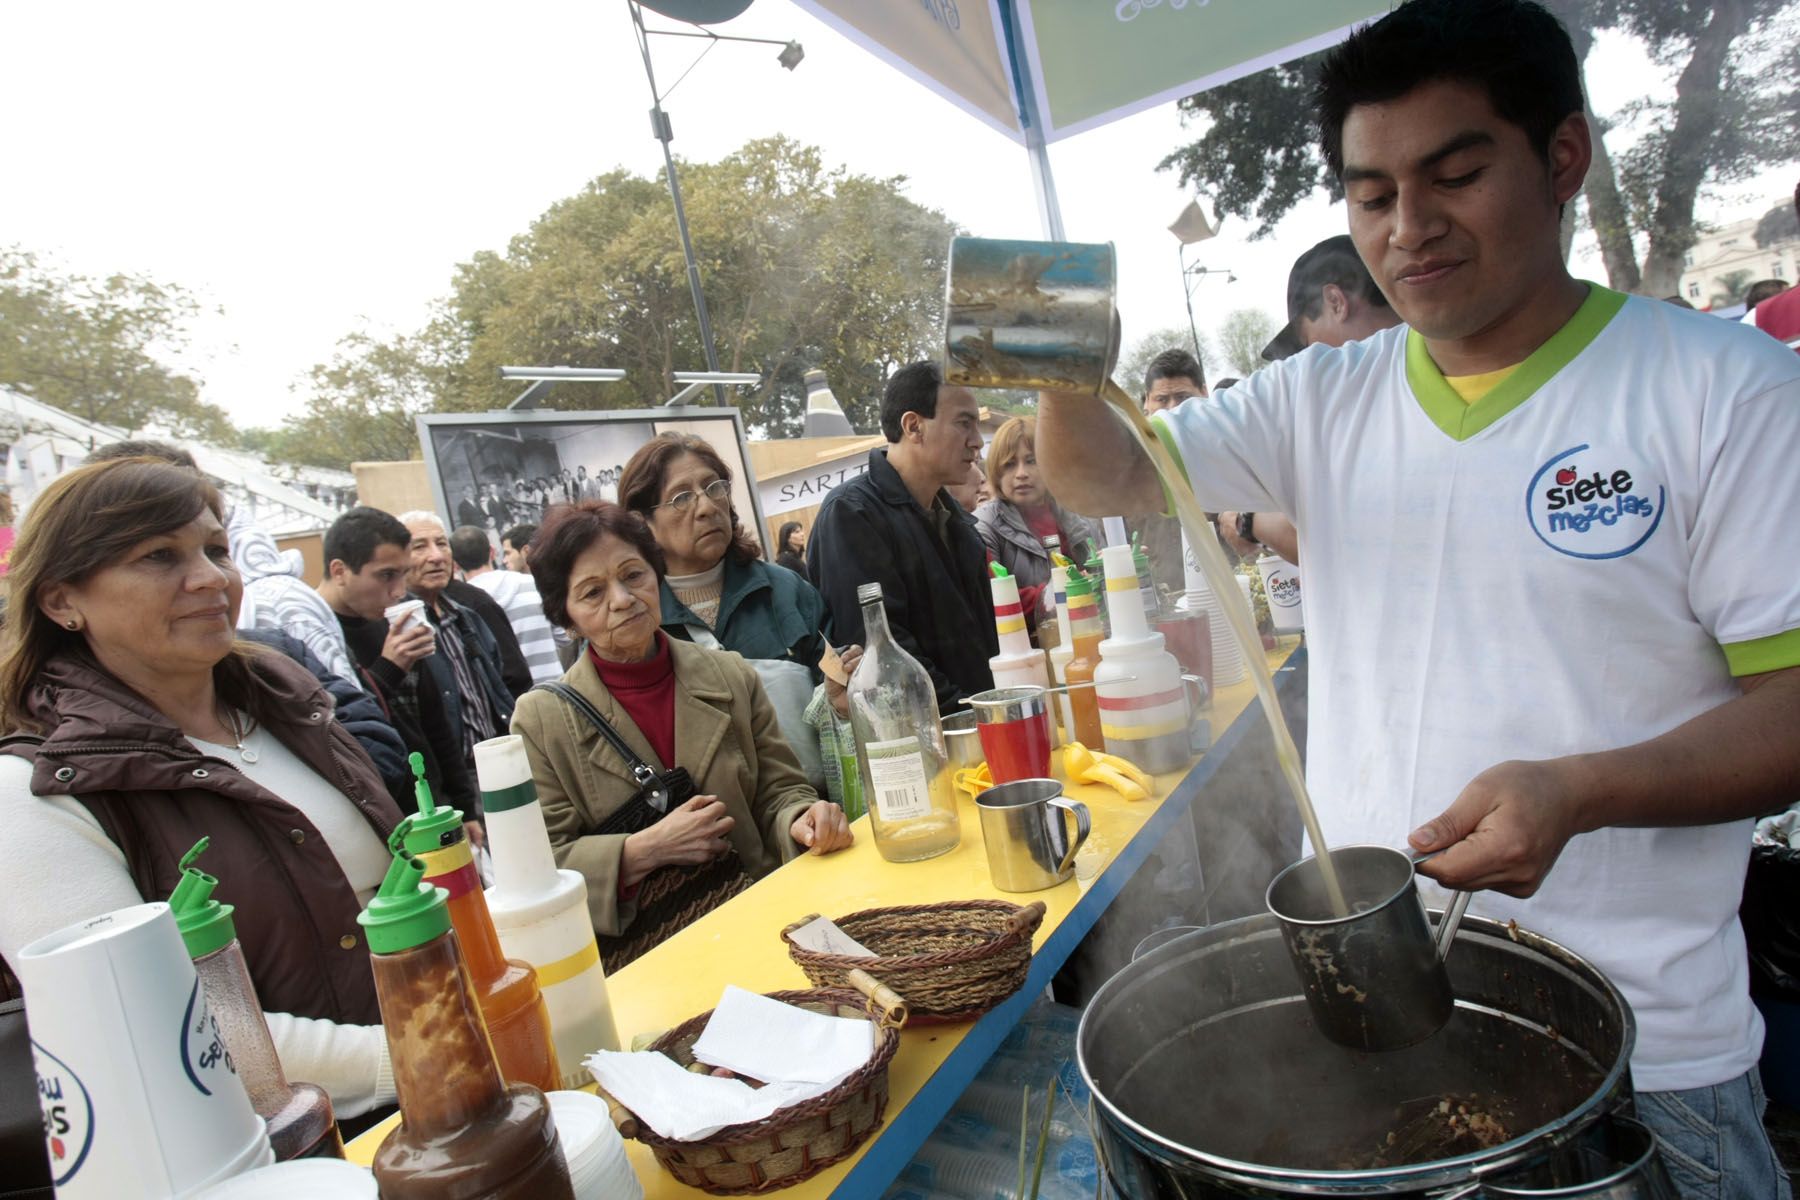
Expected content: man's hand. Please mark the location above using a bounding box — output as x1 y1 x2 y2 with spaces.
1216 511 1259 560
381 621 435 671
827 645 863 719
1408 759 1588 897
790 800 854 855
621 795 734 887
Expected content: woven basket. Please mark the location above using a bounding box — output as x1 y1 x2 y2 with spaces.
781 899 1046 1024
599 970 907 1195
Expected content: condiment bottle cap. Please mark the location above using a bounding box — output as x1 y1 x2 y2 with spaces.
399 752 463 858
357 848 449 954
168 837 236 959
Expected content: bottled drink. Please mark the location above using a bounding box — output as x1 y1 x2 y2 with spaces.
1059 572 1107 749
1044 560 1076 741
849 582 962 862
400 754 561 1094
168 838 344 1161
360 847 574 1200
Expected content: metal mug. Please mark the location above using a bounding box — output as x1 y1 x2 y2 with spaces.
940 709 984 775
1448 1115 1677 1198
1265 844 1474 1052
943 237 1119 394
976 778 1092 893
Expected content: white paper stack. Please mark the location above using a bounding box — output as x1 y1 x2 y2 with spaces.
587 986 875 1141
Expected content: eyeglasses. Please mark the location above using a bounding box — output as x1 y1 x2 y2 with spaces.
655 478 731 514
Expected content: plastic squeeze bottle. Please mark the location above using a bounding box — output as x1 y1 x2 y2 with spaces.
398 753 561 1093
987 563 1051 692
1045 559 1077 741
360 848 574 1200
1094 544 1193 774
167 838 345 1161
1059 571 1107 750
475 735 620 1089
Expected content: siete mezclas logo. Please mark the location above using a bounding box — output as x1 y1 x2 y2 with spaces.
1525 444 1664 559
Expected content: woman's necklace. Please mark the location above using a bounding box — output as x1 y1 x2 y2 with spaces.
217 710 261 765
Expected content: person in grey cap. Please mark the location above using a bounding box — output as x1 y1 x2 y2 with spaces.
1260 234 1400 362
1221 236 1405 561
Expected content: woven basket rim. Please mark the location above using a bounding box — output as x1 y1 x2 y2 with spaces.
781 899 1044 972
630 986 902 1150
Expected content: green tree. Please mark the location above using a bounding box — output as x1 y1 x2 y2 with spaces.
436 137 961 438
247 329 449 470
0 248 236 441
1158 1 1800 297
1214 310 1278 377
1709 267 1757 307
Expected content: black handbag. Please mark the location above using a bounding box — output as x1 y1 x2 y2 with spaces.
533 683 750 968
1 968 53 1199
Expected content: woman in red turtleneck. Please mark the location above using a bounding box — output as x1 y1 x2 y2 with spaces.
509 501 852 963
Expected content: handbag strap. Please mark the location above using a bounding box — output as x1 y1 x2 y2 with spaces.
532 681 661 794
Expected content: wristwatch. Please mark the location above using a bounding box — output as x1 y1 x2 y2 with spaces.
1235 511 1259 546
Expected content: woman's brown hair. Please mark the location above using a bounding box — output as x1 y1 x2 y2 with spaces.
529 500 667 629
618 433 761 567
0 458 289 736
985 415 1040 499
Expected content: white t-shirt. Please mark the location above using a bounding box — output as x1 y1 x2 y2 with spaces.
1155 286 1800 1092
467 569 562 685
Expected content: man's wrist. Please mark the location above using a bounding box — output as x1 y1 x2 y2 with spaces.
1554 752 1611 836
1235 511 1260 546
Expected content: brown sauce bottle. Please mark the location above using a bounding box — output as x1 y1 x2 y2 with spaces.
359 846 573 1199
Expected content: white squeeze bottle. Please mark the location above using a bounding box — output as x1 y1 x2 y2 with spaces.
1045 561 1077 742
1094 544 1192 774
988 563 1051 692
475 734 620 1087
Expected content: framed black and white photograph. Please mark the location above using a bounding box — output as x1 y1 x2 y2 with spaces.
416 409 766 549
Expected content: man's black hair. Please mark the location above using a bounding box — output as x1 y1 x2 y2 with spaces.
324 506 411 574
1744 280 1790 312
1142 348 1206 397
881 361 944 443
502 522 538 551
448 525 493 572
86 439 198 469
1315 0 1584 178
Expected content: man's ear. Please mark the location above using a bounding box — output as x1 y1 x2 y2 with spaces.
1323 283 1350 322
899 411 924 441
1548 110 1592 207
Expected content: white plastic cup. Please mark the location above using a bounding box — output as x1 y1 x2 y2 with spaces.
383 599 426 631
194 1158 378 1198
1255 554 1304 634
548 1091 639 1200
18 903 273 1199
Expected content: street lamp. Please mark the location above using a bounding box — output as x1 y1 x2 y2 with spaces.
1169 200 1233 367
628 1 804 405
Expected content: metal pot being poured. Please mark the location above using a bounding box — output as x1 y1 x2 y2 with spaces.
1078 914 1635 1198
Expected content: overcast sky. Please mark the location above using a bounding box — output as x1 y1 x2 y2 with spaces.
4 1 1794 429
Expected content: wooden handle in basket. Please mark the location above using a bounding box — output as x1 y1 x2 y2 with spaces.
594 1083 640 1139
780 913 824 943
1006 901 1048 939
846 967 909 1030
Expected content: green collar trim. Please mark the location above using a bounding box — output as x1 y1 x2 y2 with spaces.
1406 283 1628 441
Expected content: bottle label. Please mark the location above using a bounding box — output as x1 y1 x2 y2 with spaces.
865 737 933 822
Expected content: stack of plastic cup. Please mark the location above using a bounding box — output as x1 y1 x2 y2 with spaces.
1178 531 1244 686
547 1090 640 1199
17 903 274 1199
196 1159 378 1198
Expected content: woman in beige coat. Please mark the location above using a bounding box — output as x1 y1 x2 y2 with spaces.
511 500 852 965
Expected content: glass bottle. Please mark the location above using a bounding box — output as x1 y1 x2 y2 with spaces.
848 582 962 862
168 838 345 1161
400 755 561 1094
1060 572 1108 749
360 848 574 1200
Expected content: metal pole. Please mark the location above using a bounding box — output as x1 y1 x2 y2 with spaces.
1180 247 1204 364
630 2 727 406
997 0 1066 241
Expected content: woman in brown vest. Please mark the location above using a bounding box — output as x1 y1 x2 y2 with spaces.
0 459 405 1118
511 500 852 968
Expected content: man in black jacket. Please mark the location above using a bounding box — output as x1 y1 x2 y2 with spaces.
807 361 997 713
317 506 477 814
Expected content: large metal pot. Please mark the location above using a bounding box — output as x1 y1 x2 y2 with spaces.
1078 914 1635 1197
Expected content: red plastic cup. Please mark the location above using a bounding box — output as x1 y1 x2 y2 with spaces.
969 687 1053 784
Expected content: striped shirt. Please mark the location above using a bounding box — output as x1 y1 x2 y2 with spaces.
467 569 562 684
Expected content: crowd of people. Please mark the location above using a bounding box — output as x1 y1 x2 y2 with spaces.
0 1 1796 1191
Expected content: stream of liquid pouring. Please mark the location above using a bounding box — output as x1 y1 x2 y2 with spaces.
1097 379 1350 917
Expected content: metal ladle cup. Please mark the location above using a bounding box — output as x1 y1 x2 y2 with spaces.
943 237 1120 394
1265 844 1474 1052
1445 1115 1677 1198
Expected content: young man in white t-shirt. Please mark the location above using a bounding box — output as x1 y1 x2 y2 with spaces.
1039 1 1800 1192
